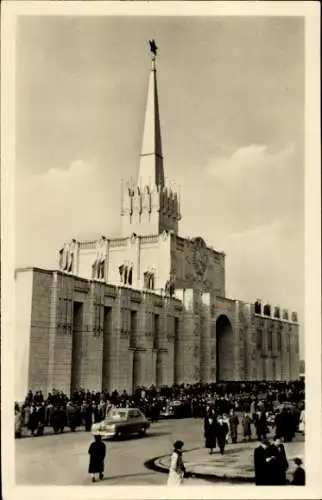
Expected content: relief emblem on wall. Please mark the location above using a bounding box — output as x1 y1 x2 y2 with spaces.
192 237 208 280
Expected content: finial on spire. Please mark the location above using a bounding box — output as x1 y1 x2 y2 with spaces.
149 39 158 58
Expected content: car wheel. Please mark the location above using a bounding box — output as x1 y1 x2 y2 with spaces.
139 427 147 437
115 431 122 440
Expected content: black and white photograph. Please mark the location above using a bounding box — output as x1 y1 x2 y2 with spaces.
1 1 321 499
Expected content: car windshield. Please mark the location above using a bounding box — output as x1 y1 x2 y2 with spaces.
109 410 128 420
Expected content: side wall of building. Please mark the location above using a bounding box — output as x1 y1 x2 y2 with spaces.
15 270 34 401
18 269 185 396
253 313 299 381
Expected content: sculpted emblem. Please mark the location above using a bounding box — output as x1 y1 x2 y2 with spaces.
192 237 208 280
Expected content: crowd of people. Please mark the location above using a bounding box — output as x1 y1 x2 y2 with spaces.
15 380 305 440
15 380 305 486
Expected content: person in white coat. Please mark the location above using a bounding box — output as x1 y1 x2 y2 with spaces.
299 408 305 434
167 440 186 486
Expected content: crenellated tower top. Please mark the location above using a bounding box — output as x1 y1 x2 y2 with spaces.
121 40 181 237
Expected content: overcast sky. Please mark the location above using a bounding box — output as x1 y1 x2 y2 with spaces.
15 16 304 353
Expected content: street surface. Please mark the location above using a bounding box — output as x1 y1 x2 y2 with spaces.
15 417 304 486
15 418 212 485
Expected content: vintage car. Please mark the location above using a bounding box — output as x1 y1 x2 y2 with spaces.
91 408 150 439
160 400 183 419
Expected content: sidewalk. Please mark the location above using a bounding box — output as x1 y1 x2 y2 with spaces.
155 436 305 483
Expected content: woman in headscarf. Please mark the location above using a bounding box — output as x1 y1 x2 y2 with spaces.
167 440 186 486
88 434 106 483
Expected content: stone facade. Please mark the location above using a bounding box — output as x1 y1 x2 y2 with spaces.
14 49 300 400
15 267 300 400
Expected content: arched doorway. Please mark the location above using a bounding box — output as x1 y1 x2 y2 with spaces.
216 315 234 381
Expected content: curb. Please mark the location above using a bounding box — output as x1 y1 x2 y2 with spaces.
144 449 255 484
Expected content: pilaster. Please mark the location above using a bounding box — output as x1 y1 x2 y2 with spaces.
174 289 198 384
74 281 104 392
51 273 74 394
200 292 211 383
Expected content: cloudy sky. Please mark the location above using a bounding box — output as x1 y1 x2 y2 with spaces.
15 15 304 352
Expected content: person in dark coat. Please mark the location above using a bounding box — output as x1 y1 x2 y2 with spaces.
282 408 294 442
254 439 270 485
216 415 229 454
27 405 39 436
51 406 66 433
204 409 217 454
274 409 284 439
85 402 93 432
254 410 268 440
88 435 106 482
66 402 77 431
268 437 288 485
35 404 46 436
228 408 239 444
242 412 252 441
292 458 305 485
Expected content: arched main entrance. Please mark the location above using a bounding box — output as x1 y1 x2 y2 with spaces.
216 315 234 381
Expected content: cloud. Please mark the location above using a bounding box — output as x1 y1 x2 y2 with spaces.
178 143 304 353
15 159 121 268
204 143 301 231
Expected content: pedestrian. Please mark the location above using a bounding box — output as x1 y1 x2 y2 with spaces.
282 407 294 442
15 404 22 438
28 405 39 436
292 458 305 485
216 415 229 454
242 412 252 441
85 402 93 432
167 440 186 486
35 403 46 436
254 410 268 440
299 408 305 434
254 438 270 485
268 437 288 485
229 408 239 444
66 401 77 432
274 409 284 439
88 435 106 483
204 408 217 454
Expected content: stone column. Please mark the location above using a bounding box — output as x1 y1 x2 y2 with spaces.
233 301 243 380
280 324 291 381
47 272 59 394
242 303 257 381
289 325 300 380
133 349 146 388
132 291 150 389
104 287 122 392
174 289 198 384
51 274 74 394
156 298 169 387
74 281 104 392
200 292 211 383
165 315 175 386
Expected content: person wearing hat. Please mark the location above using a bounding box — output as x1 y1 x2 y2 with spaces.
204 408 217 454
292 458 305 485
216 415 229 454
253 438 271 485
88 434 106 483
167 440 186 485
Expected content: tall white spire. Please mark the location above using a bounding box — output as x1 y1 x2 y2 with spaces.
121 40 181 238
138 40 164 189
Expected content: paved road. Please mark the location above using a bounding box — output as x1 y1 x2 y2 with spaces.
15 418 211 486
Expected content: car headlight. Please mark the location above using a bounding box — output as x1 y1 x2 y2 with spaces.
105 424 116 431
